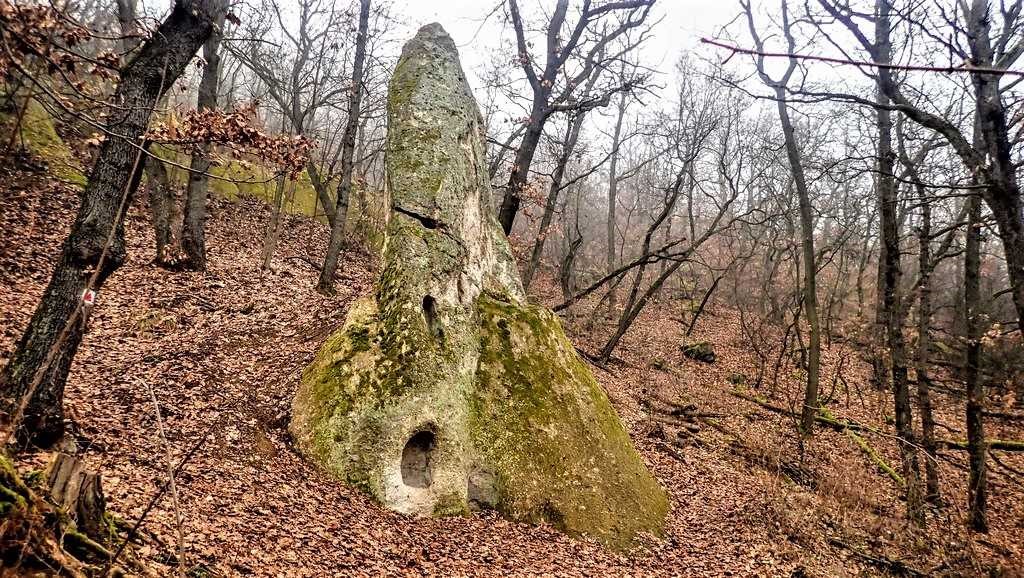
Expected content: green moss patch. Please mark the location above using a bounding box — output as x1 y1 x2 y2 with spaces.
471 296 668 548
153 144 328 220
1 97 86 185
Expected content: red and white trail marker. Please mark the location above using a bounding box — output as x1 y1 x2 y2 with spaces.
82 288 96 306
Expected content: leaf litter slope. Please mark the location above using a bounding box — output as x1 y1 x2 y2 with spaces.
1 165 1022 576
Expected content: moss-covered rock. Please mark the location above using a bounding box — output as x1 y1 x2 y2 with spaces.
290 23 666 549
727 372 747 385
682 341 716 363
471 296 668 547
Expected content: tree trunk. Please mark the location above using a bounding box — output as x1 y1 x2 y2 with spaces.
119 0 179 269
145 154 176 265
773 86 821 437
498 95 548 235
522 112 586 289
306 161 337 227
261 172 287 272
179 5 226 271
916 188 939 503
317 0 371 294
0 0 223 447
965 0 1024 342
559 186 583 302
598 167 689 363
872 200 890 392
861 0 1024 344
597 160 738 363
964 190 987 532
560 235 583 302
874 0 922 523
599 255 687 361
606 89 627 311
686 274 723 336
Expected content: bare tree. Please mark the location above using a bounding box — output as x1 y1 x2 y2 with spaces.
605 62 630 311
594 68 753 363
521 56 607 289
964 184 987 531
318 0 372 294
742 0 822 437
228 0 355 227
180 2 228 270
521 112 587 289
872 0 921 523
897 118 941 504
496 0 655 235
818 0 1024 342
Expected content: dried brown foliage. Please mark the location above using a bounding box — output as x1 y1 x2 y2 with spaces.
0 0 117 83
146 106 314 177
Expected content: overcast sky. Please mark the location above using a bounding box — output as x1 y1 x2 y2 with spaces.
392 0 739 95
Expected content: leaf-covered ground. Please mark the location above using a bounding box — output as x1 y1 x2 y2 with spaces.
2 165 1022 576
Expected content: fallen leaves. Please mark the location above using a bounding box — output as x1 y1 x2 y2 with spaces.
1 160 1022 576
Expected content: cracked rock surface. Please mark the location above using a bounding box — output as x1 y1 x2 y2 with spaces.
289 23 667 549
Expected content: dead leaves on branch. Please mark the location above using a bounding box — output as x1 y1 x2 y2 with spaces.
0 0 114 82
146 106 314 178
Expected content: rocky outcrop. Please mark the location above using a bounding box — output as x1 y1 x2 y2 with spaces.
682 341 716 363
290 23 667 549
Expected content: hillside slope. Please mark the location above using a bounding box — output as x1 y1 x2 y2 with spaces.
2 161 1022 576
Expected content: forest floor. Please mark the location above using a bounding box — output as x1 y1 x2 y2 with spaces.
2 160 1023 577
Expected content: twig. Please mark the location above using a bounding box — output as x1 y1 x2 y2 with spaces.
827 538 926 577
986 451 1024 490
700 37 1024 77
143 380 185 578
729 389 876 433
104 409 226 575
982 409 1024 421
655 441 686 462
284 255 321 271
935 439 1024 452
574 346 618 376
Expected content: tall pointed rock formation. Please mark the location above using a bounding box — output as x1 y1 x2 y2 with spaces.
290 23 667 548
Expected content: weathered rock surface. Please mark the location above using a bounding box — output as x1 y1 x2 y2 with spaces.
290 23 667 548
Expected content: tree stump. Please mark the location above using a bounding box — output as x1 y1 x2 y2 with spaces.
46 453 108 544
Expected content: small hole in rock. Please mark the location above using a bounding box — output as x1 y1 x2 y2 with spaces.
422 295 443 342
401 430 436 488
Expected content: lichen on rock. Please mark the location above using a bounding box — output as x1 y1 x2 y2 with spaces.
289 22 666 549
